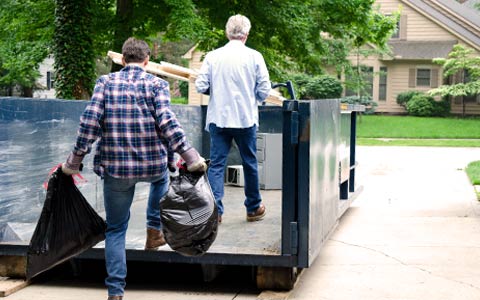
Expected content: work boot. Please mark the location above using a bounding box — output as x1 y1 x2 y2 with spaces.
246 204 266 222
144 228 166 250
107 296 123 300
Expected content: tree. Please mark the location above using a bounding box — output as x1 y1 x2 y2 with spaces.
194 0 398 80
429 44 480 116
54 0 97 99
0 0 54 96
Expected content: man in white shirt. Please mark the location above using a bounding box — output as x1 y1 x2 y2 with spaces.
195 14 271 223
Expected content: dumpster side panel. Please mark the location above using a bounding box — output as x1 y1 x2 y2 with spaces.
297 100 340 268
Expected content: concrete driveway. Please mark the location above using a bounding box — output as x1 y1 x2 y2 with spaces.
5 146 480 300
288 146 480 300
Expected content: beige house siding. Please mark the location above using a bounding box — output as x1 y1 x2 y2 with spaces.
183 47 209 105
344 0 480 115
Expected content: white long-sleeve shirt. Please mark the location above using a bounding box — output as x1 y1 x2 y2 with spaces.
195 40 271 131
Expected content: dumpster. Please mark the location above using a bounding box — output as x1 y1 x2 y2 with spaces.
0 97 363 289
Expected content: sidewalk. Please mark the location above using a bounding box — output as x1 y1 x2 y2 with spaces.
288 146 480 300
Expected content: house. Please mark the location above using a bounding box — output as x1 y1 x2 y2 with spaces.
184 0 480 115
352 0 480 115
34 56 56 99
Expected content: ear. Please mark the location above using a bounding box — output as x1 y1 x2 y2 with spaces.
121 57 126 66
143 55 150 67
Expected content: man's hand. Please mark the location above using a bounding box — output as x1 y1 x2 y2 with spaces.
186 157 208 172
181 148 208 173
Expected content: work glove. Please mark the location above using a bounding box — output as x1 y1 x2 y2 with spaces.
180 148 208 173
61 163 80 175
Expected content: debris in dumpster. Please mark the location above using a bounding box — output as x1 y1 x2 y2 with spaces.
160 163 218 257
26 168 106 279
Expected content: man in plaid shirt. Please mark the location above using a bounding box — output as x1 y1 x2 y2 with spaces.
62 37 206 300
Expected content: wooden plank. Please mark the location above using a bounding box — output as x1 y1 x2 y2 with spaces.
0 277 30 297
107 50 285 106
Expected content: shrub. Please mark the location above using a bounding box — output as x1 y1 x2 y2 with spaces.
431 98 451 117
291 73 342 100
396 90 423 107
303 75 343 99
406 94 435 116
341 95 378 114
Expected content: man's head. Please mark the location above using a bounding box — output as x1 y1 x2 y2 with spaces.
225 14 251 41
122 37 151 64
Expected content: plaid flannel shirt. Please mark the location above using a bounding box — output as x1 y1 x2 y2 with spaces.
67 65 191 178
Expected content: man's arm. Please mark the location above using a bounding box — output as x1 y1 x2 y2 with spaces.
63 76 107 173
195 56 211 95
254 53 271 102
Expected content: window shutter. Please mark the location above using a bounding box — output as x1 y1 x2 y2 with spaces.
400 15 408 40
408 68 416 88
430 69 439 88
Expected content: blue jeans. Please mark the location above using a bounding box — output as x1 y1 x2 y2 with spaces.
103 172 168 297
208 123 262 216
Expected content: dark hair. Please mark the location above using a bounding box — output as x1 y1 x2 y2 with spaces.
122 37 151 63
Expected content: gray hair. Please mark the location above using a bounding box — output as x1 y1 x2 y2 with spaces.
122 37 151 63
225 14 251 40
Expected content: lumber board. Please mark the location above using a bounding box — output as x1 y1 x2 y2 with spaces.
0 277 29 297
107 50 285 106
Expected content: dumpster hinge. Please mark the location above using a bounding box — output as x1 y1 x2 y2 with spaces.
290 222 298 255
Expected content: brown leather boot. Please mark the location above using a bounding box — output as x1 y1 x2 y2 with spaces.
107 296 123 300
144 228 166 250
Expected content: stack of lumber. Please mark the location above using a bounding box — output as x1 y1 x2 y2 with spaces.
107 51 285 106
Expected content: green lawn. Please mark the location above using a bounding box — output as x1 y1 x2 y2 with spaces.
357 115 480 147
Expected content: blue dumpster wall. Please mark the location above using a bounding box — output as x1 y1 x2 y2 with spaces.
0 97 283 243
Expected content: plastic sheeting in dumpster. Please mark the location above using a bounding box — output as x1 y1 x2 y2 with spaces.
160 167 218 257
26 169 106 279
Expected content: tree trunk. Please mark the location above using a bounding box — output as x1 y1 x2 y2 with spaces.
111 0 134 72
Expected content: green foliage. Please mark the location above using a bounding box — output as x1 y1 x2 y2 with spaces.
429 44 480 98
290 73 342 100
301 75 342 100
171 97 188 105
54 0 96 100
404 93 450 117
405 94 435 117
341 95 378 114
0 0 54 94
179 81 189 98
396 90 423 107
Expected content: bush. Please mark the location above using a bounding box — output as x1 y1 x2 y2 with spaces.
396 90 423 107
291 73 342 100
341 95 378 114
303 75 343 99
431 98 451 117
406 94 435 116
405 94 451 117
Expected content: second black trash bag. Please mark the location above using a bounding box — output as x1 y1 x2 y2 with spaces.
26 168 106 280
160 167 218 257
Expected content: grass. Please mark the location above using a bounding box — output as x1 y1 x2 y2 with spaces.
466 161 480 185
466 161 480 200
356 115 480 147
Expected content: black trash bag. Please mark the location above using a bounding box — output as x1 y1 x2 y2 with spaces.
160 167 218 257
26 168 106 279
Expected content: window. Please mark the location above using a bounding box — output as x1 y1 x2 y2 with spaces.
46 71 55 90
416 69 431 86
391 19 400 39
379 67 387 101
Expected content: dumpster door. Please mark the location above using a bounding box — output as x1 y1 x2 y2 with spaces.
296 99 340 268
